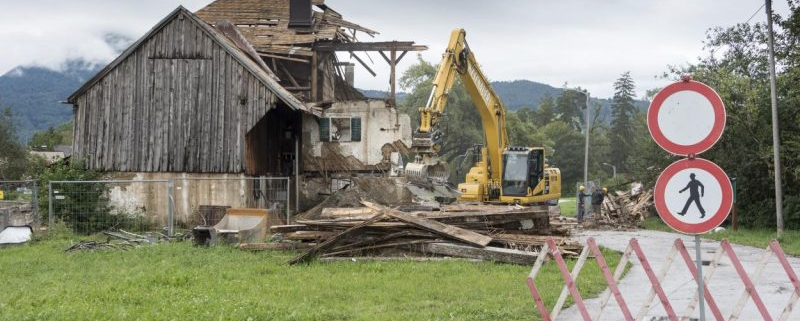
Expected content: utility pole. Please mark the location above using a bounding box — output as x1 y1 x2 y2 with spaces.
765 0 784 238
583 90 590 185
603 162 616 179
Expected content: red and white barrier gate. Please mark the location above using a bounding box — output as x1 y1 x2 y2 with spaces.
526 237 800 321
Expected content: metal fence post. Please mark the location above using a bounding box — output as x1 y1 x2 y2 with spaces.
31 180 39 224
286 177 291 223
48 181 53 227
167 180 174 237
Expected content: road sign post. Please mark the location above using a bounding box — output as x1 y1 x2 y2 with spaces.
647 75 729 321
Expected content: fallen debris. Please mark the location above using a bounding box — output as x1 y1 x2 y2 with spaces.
289 211 387 264
365 201 492 247
597 189 654 228
104 230 150 243
412 242 541 265
273 184 579 264
237 242 316 251
65 240 138 252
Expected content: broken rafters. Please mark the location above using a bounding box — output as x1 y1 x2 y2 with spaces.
195 0 378 55
314 41 427 52
348 51 376 77
258 52 310 63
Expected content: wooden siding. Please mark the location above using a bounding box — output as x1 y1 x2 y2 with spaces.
72 11 280 173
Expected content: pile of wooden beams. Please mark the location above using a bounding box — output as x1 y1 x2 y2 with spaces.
249 200 579 265
597 189 654 228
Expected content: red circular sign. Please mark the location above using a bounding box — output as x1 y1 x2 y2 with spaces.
654 158 733 234
647 80 726 155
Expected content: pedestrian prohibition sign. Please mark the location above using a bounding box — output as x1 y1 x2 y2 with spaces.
655 158 733 234
647 79 726 156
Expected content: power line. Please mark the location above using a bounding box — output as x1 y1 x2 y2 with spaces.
746 3 766 24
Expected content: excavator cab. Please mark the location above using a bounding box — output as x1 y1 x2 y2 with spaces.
501 147 544 197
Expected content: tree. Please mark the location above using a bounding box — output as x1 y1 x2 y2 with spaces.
554 87 585 131
30 127 59 150
0 108 30 179
609 72 637 172
532 95 555 127
398 56 483 182
28 121 73 151
541 121 584 191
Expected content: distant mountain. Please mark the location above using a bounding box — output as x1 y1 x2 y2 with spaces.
0 60 103 142
486 80 649 120
0 32 132 143
490 80 563 110
359 79 648 124
359 89 408 102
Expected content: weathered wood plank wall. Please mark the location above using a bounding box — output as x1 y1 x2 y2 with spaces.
72 11 278 173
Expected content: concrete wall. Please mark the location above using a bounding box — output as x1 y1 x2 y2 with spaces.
302 100 412 172
106 172 287 227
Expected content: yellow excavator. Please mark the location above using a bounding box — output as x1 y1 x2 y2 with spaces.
404 29 561 205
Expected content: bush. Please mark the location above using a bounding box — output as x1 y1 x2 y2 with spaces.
36 159 115 234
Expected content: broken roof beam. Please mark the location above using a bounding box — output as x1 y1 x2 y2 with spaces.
348 51 376 77
379 50 408 65
258 52 311 63
314 41 427 52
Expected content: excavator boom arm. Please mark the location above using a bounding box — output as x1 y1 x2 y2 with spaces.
415 29 509 181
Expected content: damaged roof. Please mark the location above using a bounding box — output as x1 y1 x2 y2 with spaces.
195 0 378 57
67 6 317 115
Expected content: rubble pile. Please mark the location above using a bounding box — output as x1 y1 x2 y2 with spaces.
597 189 654 228
246 185 580 264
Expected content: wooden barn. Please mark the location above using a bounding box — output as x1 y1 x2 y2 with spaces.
68 5 320 177
66 0 426 211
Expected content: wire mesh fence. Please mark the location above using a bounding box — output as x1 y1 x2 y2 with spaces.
49 180 171 235
48 177 290 236
0 180 39 228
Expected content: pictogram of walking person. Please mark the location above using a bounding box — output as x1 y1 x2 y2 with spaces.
677 173 706 218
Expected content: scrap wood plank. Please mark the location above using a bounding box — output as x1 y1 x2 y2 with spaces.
284 231 338 241
237 243 315 251
411 242 540 265
270 224 316 233
295 220 407 228
442 203 529 213
322 240 438 257
362 201 492 247
329 230 436 253
424 209 550 223
288 211 387 264
319 207 376 220
317 207 549 226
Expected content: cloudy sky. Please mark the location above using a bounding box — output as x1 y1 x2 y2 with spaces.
0 0 791 98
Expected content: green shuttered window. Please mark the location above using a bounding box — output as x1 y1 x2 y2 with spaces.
319 118 330 142
319 117 361 142
351 117 361 142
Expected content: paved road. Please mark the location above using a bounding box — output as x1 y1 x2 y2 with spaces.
555 230 799 321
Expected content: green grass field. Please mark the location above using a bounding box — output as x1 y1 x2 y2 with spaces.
559 197 576 217
642 217 800 256
0 233 623 320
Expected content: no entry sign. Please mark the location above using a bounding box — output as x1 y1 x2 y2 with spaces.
654 158 733 234
647 79 726 156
